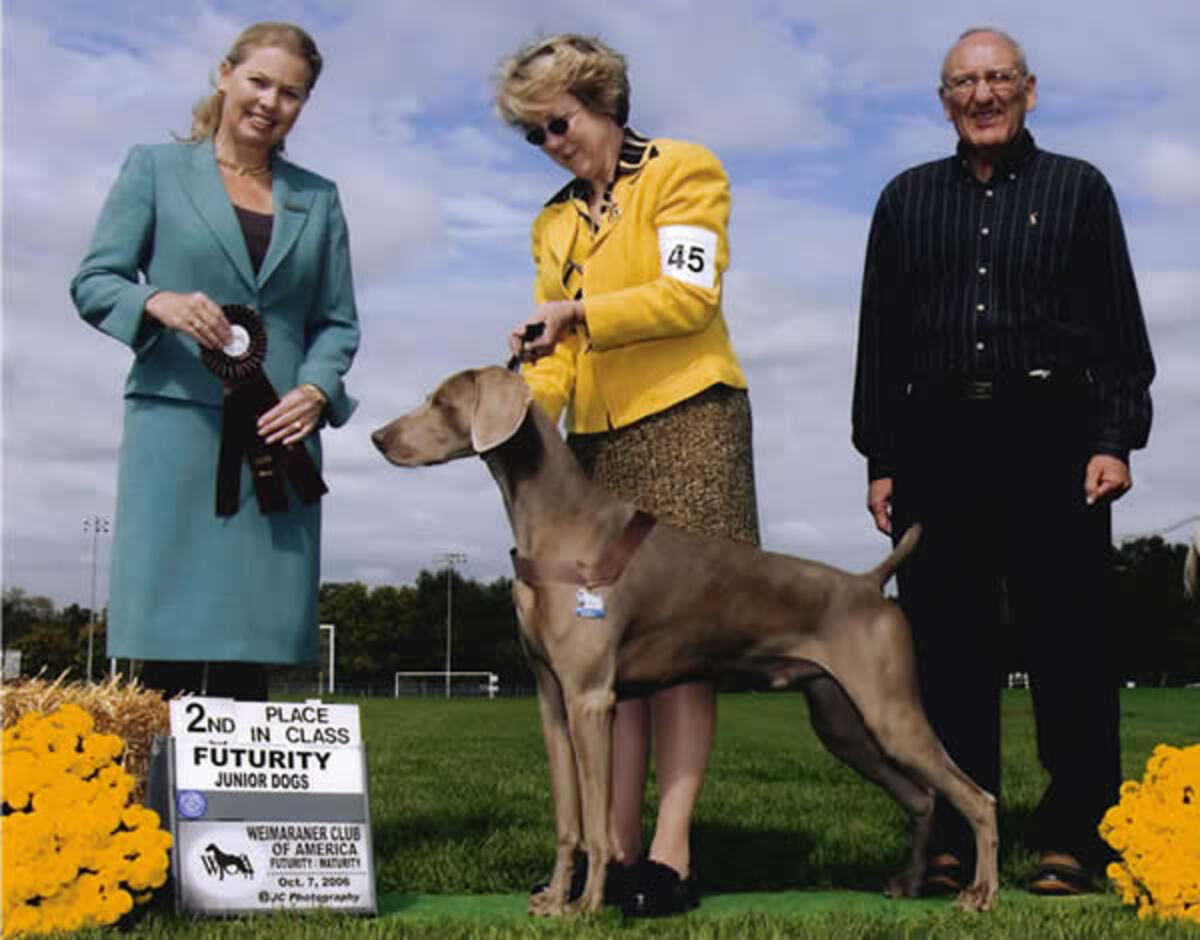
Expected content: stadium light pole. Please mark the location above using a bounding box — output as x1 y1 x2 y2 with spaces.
82 514 110 682
319 623 336 695
438 552 467 698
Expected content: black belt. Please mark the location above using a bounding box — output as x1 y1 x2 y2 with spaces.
908 369 1089 402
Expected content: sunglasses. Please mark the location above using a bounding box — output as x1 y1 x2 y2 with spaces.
524 110 580 146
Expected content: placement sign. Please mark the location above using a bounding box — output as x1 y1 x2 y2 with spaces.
161 697 376 915
172 699 362 794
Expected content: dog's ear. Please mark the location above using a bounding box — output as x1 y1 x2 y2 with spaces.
471 368 533 452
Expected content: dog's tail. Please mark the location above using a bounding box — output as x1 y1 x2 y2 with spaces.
864 523 922 590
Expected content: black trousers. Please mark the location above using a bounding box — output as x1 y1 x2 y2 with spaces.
891 378 1120 871
140 660 270 701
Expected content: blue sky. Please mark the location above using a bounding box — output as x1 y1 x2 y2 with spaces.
3 0 1198 608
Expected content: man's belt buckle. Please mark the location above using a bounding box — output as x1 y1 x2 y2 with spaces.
966 379 994 400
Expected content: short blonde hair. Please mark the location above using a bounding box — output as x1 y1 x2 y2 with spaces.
187 22 323 144
495 34 629 128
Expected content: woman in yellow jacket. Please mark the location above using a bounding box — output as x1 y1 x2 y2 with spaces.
496 34 759 916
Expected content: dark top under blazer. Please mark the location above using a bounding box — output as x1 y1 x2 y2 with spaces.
71 141 360 427
852 130 1155 481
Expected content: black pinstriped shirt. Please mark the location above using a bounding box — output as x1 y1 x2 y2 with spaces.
852 130 1155 481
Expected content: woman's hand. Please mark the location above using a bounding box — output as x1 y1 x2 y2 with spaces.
144 290 233 350
508 300 584 363
258 384 327 446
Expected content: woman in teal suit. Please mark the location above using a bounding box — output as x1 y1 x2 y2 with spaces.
71 22 359 700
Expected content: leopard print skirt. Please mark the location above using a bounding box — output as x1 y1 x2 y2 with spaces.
567 384 760 546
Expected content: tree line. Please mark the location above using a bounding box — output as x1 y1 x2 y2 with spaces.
4 535 1199 690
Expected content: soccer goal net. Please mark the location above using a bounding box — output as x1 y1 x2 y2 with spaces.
393 671 500 699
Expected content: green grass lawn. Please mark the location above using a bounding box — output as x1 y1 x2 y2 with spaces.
56 689 1200 938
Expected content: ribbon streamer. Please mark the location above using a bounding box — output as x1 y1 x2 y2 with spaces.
202 304 328 516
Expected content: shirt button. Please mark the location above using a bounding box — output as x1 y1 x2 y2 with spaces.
978 266 988 276
1009 172 1016 180
976 341 985 351
985 189 994 197
976 303 986 312
981 227 990 235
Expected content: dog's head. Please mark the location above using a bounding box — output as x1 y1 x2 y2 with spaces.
371 367 534 467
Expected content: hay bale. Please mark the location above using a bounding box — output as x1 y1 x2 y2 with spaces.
1 673 167 801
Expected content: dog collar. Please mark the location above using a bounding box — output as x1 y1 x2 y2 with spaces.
510 510 656 588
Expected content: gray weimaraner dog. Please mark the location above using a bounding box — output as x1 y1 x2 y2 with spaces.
372 366 998 914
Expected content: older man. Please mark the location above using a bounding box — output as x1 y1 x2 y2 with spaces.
852 27 1154 894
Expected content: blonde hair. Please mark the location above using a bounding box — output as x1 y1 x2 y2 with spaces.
187 22 323 143
495 33 629 128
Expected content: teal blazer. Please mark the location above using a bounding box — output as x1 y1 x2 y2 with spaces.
71 140 359 426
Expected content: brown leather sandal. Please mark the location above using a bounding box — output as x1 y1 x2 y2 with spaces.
1029 853 1092 896
922 852 965 896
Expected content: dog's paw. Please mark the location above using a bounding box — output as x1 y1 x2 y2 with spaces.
954 881 998 913
529 888 565 917
564 890 604 916
884 868 924 899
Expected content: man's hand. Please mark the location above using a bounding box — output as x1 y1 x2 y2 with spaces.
1085 455 1131 506
867 477 894 535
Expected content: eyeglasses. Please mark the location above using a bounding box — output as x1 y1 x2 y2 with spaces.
942 68 1025 99
524 110 580 146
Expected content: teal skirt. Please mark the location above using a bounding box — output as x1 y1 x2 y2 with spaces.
106 395 321 664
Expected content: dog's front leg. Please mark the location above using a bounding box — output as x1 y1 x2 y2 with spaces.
564 681 618 914
528 657 583 917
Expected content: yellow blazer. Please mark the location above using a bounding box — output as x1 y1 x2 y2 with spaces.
524 132 747 432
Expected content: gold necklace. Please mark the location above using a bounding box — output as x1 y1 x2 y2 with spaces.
216 155 271 178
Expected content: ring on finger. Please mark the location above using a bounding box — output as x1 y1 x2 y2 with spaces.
293 421 304 432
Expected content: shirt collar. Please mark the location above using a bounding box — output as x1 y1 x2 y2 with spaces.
564 127 656 202
956 128 1038 182
615 128 654 179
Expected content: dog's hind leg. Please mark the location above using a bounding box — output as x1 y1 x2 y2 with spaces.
801 673 935 899
844 664 999 911
827 605 999 911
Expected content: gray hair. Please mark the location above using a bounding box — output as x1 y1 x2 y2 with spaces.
941 27 1030 86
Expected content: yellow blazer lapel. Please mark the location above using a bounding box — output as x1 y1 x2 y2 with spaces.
259 162 314 287
180 142 256 292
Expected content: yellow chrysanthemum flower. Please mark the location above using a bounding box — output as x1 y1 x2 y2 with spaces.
1101 742 1200 923
2 704 172 939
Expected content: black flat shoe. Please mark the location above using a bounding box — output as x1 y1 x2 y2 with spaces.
621 858 699 917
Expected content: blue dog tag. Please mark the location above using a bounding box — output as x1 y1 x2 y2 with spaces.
575 588 606 619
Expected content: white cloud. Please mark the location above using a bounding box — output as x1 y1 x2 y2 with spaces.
1140 138 1200 206
3 0 1198 607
